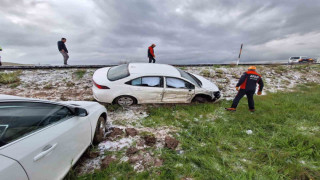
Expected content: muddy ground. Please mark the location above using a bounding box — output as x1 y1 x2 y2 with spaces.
0 64 319 175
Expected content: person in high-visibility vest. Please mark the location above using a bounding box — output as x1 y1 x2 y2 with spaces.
148 44 156 63
0 46 2 66
226 66 264 112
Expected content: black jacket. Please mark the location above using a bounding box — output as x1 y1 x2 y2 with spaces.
57 41 68 53
236 70 264 91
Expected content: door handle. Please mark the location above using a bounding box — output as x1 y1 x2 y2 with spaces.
34 143 58 162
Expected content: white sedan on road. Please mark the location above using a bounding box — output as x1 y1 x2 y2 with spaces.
92 63 221 105
0 95 107 180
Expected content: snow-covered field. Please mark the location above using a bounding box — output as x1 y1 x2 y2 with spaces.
1 65 319 101
1 65 319 175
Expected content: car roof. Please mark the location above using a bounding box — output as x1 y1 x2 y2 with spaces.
0 94 28 100
128 63 181 77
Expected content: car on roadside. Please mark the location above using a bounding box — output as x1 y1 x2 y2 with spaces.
0 95 107 180
288 56 315 64
92 63 221 106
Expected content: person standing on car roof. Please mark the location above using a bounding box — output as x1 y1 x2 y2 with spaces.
226 66 264 112
148 44 156 63
57 38 69 65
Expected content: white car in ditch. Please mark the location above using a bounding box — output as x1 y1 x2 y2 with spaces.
92 63 221 105
0 95 107 180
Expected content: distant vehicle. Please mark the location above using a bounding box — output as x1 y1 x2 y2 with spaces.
0 95 107 180
288 56 315 64
92 63 221 106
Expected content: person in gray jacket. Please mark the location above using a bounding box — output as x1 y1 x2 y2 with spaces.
57 38 69 65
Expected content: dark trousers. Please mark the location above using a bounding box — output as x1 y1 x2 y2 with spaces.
231 89 255 109
149 56 156 63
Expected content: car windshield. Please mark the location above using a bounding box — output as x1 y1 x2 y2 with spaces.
176 68 201 87
290 57 300 59
107 64 130 81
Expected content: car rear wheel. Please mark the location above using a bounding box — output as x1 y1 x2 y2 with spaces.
115 96 136 106
93 116 107 145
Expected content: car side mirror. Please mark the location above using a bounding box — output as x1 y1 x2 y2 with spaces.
74 108 88 117
188 84 195 89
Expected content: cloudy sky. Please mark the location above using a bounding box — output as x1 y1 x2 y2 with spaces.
0 0 320 65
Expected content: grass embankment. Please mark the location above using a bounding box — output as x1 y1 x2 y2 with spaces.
79 83 320 180
0 71 22 88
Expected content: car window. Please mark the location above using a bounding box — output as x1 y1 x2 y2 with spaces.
0 102 73 147
127 77 163 87
290 57 299 59
166 77 195 89
107 64 130 81
176 68 201 87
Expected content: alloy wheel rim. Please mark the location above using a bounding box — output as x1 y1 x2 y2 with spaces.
100 120 106 135
118 97 134 106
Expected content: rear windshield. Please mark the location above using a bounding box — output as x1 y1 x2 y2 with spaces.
107 64 130 81
176 68 201 87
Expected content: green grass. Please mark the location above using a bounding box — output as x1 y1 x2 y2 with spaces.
43 83 53 89
0 71 22 84
200 69 211 77
74 69 87 79
78 84 320 180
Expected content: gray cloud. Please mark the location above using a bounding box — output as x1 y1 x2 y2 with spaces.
0 0 319 65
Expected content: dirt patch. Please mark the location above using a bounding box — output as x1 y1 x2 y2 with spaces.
154 158 163 167
86 151 100 158
107 127 124 138
129 154 143 164
101 155 116 169
165 136 179 150
126 128 139 137
143 135 156 146
126 147 139 156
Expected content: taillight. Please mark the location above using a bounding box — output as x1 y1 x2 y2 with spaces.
93 80 109 89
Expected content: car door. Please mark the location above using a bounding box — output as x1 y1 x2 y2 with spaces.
162 77 195 103
0 101 91 180
0 155 28 180
126 76 164 103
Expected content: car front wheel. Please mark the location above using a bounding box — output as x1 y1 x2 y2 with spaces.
93 116 107 145
192 96 209 103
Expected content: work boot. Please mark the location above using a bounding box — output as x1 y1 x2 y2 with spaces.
225 108 236 111
249 109 255 112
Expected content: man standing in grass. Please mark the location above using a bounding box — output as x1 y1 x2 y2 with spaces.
57 38 69 65
148 44 156 63
226 66 264 112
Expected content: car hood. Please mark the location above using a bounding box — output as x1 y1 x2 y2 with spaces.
59 101 104 114
192 74 219 91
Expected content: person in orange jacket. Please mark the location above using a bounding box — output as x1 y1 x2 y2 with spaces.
148 44 156 63
226 66 264 112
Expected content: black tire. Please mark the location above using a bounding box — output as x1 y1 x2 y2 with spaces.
192 96 209 103
115 96 136 106
93 116 107 145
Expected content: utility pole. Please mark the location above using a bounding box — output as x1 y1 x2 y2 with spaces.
237 44 243 65
0 46 2 66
